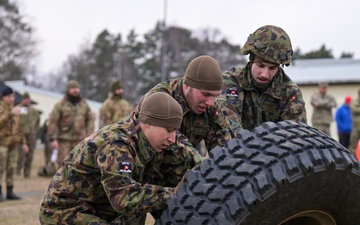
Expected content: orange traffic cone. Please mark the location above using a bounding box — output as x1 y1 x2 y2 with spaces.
356 141 360 161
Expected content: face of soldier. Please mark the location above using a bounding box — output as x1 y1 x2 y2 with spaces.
251 56 279 87
142 124 177 153
183 84 220 114
1 94 15 105
319 86 327 95
22 98 31 106
68 87 80 97
115 88 124 97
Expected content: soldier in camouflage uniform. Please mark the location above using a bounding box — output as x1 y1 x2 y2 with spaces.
0 87 29 201
47 80 95 167
220 25 307 131
137 55 242 155
349 89 360 155
16 92 40 177
100 80 132 128
311 82 337 135
39 92 204 225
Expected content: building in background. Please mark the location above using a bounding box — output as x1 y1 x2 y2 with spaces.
285 58 360 139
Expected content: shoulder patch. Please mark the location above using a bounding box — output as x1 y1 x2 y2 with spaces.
226 87 239 103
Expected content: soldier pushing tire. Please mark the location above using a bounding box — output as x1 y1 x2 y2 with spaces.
156 120 360 225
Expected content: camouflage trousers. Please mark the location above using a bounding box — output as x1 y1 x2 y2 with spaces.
43 140 52 166
57 140 82 167
17 134 37 177
39 211 147 225
0 144 18 186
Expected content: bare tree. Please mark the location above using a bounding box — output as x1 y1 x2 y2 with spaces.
0 0 38 80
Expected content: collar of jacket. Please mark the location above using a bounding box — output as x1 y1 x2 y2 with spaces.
131 113 159 163
233 62 289 99
173 78 192 115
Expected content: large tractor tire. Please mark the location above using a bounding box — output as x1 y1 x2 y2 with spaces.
156 121 360 225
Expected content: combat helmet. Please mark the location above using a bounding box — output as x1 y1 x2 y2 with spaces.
241 25 293 66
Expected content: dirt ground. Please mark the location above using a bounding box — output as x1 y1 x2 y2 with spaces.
0 146 155 225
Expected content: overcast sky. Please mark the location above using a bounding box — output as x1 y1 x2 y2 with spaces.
20 0 360 75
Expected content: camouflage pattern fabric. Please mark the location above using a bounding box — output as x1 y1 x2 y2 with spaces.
241 25 293 66
0 101 25 186
0 145 18 186
310 90 337 127
16 103 40 176
349 97 360 154
39 112 203 225
100 93 132 128
136 78 241 151
220 63 307 131
0 101 26 147
47 96 94 142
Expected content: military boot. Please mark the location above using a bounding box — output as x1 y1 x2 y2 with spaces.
6 186 21 200
0 186 4 202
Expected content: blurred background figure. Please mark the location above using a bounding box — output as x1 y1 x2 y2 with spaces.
100 80 132 128
335 96 352 149
16 92 40 178
0 87 28 201
47 80 94 167
311 82 337 135
349 89 360 155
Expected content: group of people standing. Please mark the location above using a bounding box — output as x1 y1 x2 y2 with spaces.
0 88 40 201
311 81 360 154
1 24 357 224
37 24 311 224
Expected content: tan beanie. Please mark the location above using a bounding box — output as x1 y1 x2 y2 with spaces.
183 55 223 91
139 92 183 129
67 80 80 90
22 92 30 99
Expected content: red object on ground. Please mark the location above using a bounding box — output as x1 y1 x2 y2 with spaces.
356 141 360 161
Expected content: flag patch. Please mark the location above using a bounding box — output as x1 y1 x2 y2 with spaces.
119 162 132 173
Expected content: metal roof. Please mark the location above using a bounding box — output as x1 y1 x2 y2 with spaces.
284 58 360 85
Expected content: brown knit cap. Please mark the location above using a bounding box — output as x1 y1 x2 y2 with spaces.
67 80 80 90
183 55 223 91
139 92 183 129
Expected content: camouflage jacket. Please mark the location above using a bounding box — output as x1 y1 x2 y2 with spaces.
136 78 241 151
221 63 307 131
39 112 204 224
350 98 360 125
100 93 132 128
311 91 337 125
0 101 25 147
17 103 40 136
47 96 94 142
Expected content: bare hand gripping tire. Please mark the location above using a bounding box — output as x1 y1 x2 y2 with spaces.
156 121 360 225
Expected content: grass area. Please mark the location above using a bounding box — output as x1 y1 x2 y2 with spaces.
0 145 155 225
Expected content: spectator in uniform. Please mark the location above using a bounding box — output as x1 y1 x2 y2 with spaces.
16 92 40 177
0 87 29 201
47 80 94 167
311 82 337 135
